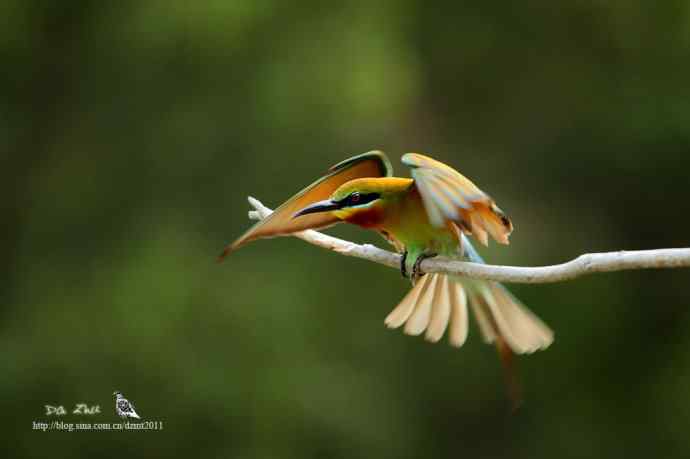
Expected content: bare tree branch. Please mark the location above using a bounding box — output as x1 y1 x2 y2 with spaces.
246 196 690 284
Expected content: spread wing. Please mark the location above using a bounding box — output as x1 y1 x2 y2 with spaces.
402 153 513 246
219 151 393 259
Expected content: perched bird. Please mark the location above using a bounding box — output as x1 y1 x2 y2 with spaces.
113 391 140 420
220 151 553 403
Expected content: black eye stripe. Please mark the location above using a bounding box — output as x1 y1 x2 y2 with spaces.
339 192 380 207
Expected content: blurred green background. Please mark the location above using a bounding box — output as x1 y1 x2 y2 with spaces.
3 1 690 457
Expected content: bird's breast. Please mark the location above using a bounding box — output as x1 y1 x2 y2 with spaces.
341 205 386 228
377 189 460 254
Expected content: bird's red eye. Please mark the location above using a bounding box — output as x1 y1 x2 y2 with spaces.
350 192 361 203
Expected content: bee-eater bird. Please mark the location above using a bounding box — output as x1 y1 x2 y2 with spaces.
220 151 553 400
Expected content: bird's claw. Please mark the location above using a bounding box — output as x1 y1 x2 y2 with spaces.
400 250 409 278
412 252 437 284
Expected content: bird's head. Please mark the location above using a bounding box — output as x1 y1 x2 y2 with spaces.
113 391 122 398
292 177 412 227
292 178 396 219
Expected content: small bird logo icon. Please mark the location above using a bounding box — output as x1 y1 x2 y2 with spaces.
113 391 140 420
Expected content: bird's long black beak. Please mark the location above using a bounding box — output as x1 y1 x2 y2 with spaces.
292 199 340 218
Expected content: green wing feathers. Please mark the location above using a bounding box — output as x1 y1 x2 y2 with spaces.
402 153 513 246
219 151 392 259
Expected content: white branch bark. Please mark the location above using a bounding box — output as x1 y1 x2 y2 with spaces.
246 196 690 284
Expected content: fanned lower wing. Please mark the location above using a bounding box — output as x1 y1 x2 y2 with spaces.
219 151 393 259
402 153 513 246
384 273 553 353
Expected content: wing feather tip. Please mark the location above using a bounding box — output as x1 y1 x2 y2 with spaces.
383 317 400 329
217 244 236 262
448 339 465 348
424 334 443 343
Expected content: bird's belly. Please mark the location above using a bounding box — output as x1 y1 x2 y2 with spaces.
383 218 459 255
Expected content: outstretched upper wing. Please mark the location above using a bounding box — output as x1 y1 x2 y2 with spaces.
219 151 393 259
402 153 513 246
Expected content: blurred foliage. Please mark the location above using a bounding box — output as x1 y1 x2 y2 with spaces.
3 1 690 458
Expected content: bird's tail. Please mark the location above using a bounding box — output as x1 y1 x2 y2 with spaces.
384 268 552 408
